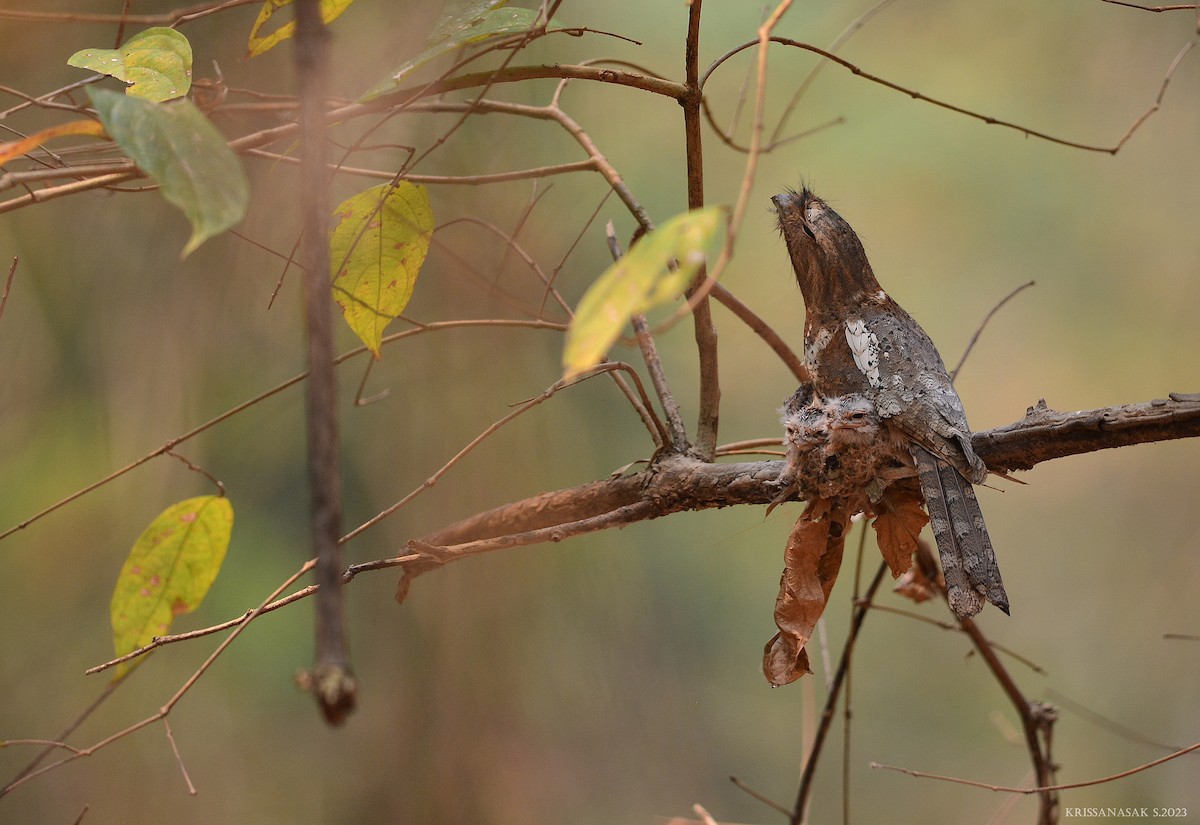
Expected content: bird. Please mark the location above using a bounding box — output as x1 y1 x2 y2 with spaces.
774 389 912 506
771 384 829 511
772 186 1008 619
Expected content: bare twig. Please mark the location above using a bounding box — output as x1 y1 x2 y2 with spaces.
770 0 902 146
1100 0 1198 11
0 256 16 324
340 362 662 545
0 319 566 544
162 718 197 796
871 738 1200 794
728 775 791 817
702 36 1193 155
682 0 721 461
606 224 689 452
163 449 226 496
869 603 1046 674
791 560 889 824
0 0 259 26
3 560 315 797
958 615 1058 821
244 149 599 185
709 282 809 383
950 281 1036 381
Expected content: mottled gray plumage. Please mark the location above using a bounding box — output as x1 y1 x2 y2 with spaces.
773 187 1008 618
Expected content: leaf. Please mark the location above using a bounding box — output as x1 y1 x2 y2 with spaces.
359 6 541 101
762 499 850 687
330 182 433 356
894 539 938 604
0 119 106 166
428 0 510 44
562 207 722 379
88 87 249 257
246 0 356 57
110 496 233 679
68 27 193 101
870 480 928 577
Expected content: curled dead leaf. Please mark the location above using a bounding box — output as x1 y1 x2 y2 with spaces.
763 498 851 687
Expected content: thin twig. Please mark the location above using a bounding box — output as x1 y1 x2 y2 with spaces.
1044 688 1184 752
791 561 888 824
871 739 1200 793
606 223 689 452
163 449 226 496
709 282 809 383
0 319 566 544
1100 0 1197 11
0 0 258 26
770 0 902 146
701 37 1194 155
958 614 1058 822
869 603 1046 674
162 718 197 796
950 281 1036 381
4 561 315 796
244 149 598 185
728 775 792 817
340 362 664 545
0 256 17 324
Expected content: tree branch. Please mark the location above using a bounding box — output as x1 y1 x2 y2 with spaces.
392 393 1200 594
294 0 356 725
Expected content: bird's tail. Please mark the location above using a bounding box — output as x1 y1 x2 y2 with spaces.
911 444 1009 619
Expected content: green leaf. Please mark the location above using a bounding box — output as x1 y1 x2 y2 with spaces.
68 27 193 102
330 182 433 356
246 0 356 57
563 207 722 379
428 0 510 44
110 496 233 679
88 87 249 257
359 6 540 101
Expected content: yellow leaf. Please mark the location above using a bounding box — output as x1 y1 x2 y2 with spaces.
109 496 233 679
0 119 106 166
330 182 433 355
562 207 721 379
247 0 356 57
67 27 192 101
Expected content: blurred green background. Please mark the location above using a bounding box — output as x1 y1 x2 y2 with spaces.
1 1 1198 823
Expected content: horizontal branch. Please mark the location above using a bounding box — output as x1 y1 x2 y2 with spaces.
394 393 1200 591
975 393 1200 471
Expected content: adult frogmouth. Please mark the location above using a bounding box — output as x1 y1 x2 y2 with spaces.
772 187 1008 619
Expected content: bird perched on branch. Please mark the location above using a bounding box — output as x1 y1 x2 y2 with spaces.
772 187 1008 619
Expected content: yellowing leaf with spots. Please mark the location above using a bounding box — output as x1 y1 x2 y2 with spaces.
330 182 433 356
68 27 192 101
563 207 722 379
109 496 233 680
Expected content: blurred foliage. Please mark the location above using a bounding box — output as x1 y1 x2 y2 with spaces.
1 1 1198 823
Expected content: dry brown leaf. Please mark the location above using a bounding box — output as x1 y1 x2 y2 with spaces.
894 538 940 603
762 499 850 687
870 480 928 578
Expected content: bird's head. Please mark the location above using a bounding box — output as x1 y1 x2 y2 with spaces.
772 187 881 312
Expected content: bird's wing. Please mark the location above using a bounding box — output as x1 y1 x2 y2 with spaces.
858 304 988 484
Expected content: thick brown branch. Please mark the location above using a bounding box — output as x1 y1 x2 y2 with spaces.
974 394 1200 471
396 394 1200 589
